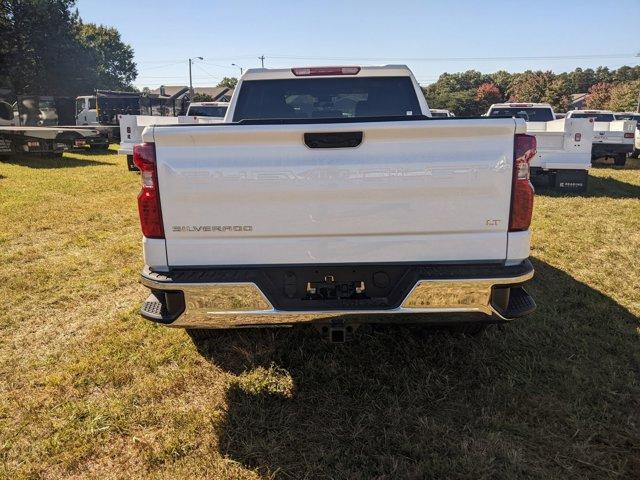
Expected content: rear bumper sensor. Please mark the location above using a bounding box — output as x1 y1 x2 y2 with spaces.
139 261 535 328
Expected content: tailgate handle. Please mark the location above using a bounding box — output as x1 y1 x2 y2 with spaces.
304 131 363 149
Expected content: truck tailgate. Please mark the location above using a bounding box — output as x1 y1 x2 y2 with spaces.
150 118 521 266
526 118 593 170
593 120 636 144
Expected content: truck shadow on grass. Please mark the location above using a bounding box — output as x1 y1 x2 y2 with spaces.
190 258 640 479
0 154 115 169
77 148 120 156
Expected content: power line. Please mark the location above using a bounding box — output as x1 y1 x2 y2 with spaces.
141 60 187 70
194 63 222 81
260 53 639 62
200 60 241 70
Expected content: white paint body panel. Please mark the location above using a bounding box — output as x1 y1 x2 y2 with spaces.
506 231 531 265
142 237 168 271
148 117 524 267
488 104 593 171
118 114 225 155
589 120 635 146
118 115 179 155
566 110 635 147
525 118 593 170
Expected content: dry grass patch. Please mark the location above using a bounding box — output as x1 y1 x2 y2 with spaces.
0 150 638 479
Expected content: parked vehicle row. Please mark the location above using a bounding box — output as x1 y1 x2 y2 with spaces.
133 65 537 340
480 103 639 191
486 103 593 192
613 111 640 158
566 110 635 165
428 108 455 118
0 125 107 156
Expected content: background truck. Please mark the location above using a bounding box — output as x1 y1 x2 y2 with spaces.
486 103 593 192
119 101 228 170
0 92 108 155
566 110 636 166
613 112 640 158
75 90 142 142
428 108 455 117
133 65 536 340
0 125 107 156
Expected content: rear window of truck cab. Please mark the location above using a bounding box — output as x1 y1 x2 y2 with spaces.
232 76 421 121
489 107 554 122
187 105 228 117
571 113 615 122
614 114 640 121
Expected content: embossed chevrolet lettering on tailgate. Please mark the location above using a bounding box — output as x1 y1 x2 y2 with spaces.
172 225 253 232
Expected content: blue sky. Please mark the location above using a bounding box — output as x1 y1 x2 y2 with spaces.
76 0 640 89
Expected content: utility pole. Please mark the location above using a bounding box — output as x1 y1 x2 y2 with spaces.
188 57 203 96
258 55 265 68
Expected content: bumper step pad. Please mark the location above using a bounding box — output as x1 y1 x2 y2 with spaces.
503 286 536 319
141 291 185 324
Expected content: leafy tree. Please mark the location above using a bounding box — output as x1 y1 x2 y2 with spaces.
607 80 640 112
0 0 136 96
475 83 502 113
594 66 613 84
544 76 572 111
585 82 613 109
508 71 552 103
78 23 137 91
490 70 514 97
192 93 213 102
217 77 238 89
422 65 640 116
567 68 596 93
1 0 85 94
426 88 478 116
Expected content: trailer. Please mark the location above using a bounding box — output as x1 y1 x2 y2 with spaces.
0 125 107 156
0 92 110 155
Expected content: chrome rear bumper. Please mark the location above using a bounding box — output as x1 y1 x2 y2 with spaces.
139 261 535 329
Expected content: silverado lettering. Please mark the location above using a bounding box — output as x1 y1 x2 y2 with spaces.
172 226 253 232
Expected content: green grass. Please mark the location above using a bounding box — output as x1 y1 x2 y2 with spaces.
0 148 638 479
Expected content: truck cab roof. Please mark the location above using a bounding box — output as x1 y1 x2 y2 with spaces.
187 101 228 107
568 109 614 115
228 64 428 121
241 65 416 81
489 103 553 110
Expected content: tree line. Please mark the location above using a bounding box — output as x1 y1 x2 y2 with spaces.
0 0 137 97
424 66 640 115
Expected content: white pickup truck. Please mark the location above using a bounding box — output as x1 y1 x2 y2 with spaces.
566 110 636 166
613 112 640 158
429 108 455 117
119 101 229 170
133 65 536 340
487 103 593 192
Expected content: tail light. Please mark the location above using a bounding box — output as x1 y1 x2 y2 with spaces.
574 133 581 142
133 142 164 238
509 134 536 232
624 132 634 138
292 66 360 76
